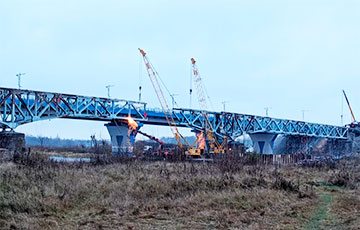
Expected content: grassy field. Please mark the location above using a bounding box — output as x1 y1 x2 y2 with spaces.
0 153 359 229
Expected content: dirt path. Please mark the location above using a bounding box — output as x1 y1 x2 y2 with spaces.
305 191 333 230
305 185 342 230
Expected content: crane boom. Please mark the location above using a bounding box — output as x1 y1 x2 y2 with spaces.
139 48 190 148
191 58 209 111
137 130 165 146
342 90 357 123
191 58 226 154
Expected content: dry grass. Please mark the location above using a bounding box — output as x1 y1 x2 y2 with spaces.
0 153 359 229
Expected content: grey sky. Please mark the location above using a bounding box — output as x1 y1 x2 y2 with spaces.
1 0 360 140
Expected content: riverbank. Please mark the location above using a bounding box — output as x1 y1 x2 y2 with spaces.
0 153 359 229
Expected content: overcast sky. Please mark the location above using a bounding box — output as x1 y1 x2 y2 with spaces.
1 0 360 140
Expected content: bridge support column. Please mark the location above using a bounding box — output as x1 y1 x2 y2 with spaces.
105 121 138 156
249 133 278 154
0 132 25 161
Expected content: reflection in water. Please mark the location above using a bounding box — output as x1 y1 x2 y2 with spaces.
49 156 91 162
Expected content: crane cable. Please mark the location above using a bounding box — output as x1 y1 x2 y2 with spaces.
139 48 190 148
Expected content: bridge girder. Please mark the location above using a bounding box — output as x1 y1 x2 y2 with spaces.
0 87 147 130
172 108 348 140
0 87 349 140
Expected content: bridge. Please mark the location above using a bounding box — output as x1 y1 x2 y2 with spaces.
0 87 349 154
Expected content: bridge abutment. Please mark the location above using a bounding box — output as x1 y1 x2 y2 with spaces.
0 132 25 161
0 132 25 151
105 121 138 156
249 133 278 154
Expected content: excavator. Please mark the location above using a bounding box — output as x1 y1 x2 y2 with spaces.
137 130 177 159
125 115 178 159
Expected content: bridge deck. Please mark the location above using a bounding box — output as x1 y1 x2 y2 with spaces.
0 87 348 139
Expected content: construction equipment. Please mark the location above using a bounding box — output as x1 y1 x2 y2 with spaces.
137 130 177 159
138 48 191 150
125 114 177 159
342 90 360 137
185 132 205 156
138 130 165 146
342 90 358 125
189 58 227 156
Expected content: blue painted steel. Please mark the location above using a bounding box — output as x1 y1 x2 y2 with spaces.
0 87 147 130
0 87 348 140
172 108 348 140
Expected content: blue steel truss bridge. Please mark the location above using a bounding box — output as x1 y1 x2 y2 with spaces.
0 87 349 154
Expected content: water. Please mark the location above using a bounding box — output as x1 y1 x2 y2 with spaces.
49 156 91 162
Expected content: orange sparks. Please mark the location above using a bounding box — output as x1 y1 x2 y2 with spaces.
196 132 206 150
126 116 138 130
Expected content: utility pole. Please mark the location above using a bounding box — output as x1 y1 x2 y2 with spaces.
264 107 271 117
341 91 344 126
189 64 193 109
138 85 142 102
105 85 115 98
138 53 143 102
222 101 229 112
301 110 309 121
16 73 26 89
189 88 192 108
170 94 178 108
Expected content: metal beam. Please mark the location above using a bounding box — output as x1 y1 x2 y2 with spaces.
172 108 348 140
0 87 349 140
0 87 147 130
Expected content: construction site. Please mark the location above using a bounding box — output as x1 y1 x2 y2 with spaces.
0 48 359 230
1 48 360 160
1 1 360 229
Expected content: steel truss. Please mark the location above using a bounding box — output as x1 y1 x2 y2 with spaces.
0 87 349 140
0 87 147 130
173 108 348 140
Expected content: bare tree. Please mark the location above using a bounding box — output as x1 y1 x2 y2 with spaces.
38 136 48 149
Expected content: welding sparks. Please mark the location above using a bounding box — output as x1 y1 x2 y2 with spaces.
126 116 138 130
196 132 206 150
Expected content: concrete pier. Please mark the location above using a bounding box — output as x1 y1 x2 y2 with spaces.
105 121 138 156
0 132 25 161
249 133 277 154
0 132 25 152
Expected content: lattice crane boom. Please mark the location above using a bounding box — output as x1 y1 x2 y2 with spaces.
342 90 357 124
139 48 189 148
191 58 225 153
191 58 208 111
